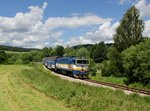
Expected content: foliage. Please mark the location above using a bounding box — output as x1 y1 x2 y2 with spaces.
122 39 150 85
55 45 64 56
101 47 124 77
6 53 21 64
89 42 108 63
64 46 77 56
107 47 124 77
0 50 7 63
0 45 39 52
114 6 144 52
5 50 44 64
30 50 43 62
76 48 90 59
100 6 145 82
20 53 33 64
89 58 97 76
100 60 112 77
42 47 52 57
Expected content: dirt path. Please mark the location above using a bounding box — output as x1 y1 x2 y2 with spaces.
0 65 71 111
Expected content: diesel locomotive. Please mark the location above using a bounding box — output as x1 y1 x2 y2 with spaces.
43 56 89 78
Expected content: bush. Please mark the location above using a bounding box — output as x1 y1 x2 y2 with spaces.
122 39 150 85
100 60 112 77
89 58 97 76
100 60 121 77
0 50 7 63
20 53 33 64
101 47 124 77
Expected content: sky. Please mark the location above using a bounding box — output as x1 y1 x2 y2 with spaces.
0 0 150 48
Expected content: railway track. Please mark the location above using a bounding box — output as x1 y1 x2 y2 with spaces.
84 79 150 96
44 65 150 96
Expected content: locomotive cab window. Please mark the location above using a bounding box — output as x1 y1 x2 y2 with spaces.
76 59 89 65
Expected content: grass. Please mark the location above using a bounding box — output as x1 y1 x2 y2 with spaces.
0 64 72 111
91 70 150 90
0 63 149 111
19 63 150 111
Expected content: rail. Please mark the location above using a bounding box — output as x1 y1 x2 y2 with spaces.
84 79 150 96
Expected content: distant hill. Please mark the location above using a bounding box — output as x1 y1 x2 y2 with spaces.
0 45 40 52
72 43 113 49
72 44 93 49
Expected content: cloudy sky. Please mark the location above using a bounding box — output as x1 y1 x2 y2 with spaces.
0 0 150 48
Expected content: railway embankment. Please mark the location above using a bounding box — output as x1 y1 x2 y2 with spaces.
20 63 150 111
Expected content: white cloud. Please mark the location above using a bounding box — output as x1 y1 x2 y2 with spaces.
143 20 150 37
44 14 112 30
135 0 150 18
66 21 120 46
118 0 126 5
118 0 138 5
0 2 112 48
66 18 150 46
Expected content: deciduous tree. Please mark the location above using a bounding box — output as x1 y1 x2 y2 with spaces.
114 6 144 52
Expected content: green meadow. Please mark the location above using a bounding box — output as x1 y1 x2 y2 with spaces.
0 63 149 111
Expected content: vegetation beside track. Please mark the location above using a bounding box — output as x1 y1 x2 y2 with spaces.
90 70 150 90
20 63 150 111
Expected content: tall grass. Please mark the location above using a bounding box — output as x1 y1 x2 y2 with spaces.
20 64 150 111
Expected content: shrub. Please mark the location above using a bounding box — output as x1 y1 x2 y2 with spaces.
122 39 150 85
0 50 7 63
89 58 97 76
100 60 112 77
101 47 124 77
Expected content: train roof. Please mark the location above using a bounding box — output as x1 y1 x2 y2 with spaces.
44 56 88 61
56 56 77 60
44 56 61 60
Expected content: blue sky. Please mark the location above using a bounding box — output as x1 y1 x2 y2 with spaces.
0 0 150 48
0 0 131 18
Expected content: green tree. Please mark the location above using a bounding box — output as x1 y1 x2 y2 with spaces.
114 6 144 52
64 46 77 56
76 48 90 59
21 53 33 64
90 42 107 63
55 45 64 56
30 50 43 62
42 47 52 57
122 39 150 85
0 50 7 63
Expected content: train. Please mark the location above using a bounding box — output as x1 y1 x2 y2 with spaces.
43 56 90 78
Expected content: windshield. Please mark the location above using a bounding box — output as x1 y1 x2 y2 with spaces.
76 59 89 65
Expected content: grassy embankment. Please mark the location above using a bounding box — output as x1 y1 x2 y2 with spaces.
0 64 72 111
19 63 150 111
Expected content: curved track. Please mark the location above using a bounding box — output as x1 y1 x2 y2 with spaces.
84 79 150 96
44 65 150 96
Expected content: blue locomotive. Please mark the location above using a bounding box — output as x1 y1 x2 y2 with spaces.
43 56 89 78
